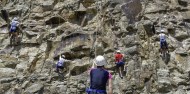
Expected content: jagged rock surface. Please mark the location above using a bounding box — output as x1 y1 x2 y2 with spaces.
0 0 190 94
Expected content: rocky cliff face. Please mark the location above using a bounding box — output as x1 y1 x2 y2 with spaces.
0 0 190 94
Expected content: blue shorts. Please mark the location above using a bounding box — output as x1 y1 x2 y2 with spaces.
56 64 63 69
160 40 168 49
10 28 17 32
116 62 125 67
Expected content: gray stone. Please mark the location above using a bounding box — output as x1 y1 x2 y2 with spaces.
158 78 172 93
40 0 55 11
70 88 77 93
25 31 38 37
69 59 90 76
123 35 137 47
4 61 18 69
45 16 66 25
21 81 29 89
0 27 8 34
54 2 65 10
172 76 186 85
175 47 188 56
0 59 2 63
143 20 155 36
57 85 67 93
0 78 16 83
174 29 189 41
0 17 6 27
24 83 44 94
9 7 22 15
145 3 167 13
0 68 15 78
174 88 186 94
78 84 86 90
0 63 4 68
124 46 138 55
178 0 188 7
76 3 86 12
157 69 170 77
0 83 11 94
94 40 104 55
15 62 28 74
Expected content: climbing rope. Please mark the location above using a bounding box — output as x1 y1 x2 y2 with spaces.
85 0 105 89
40 0 54 73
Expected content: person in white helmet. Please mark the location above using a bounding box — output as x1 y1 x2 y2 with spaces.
55 54 65 73
115 50 124 65
9 17 20 45
10 17 19 34
86 55 112 94
159 29 168 54
114 50 125 78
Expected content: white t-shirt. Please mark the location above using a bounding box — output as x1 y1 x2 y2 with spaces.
59 56 65 63
10 20 19 27
159 33 166 41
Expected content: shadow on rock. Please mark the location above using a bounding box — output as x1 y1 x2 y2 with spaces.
162 53 170 64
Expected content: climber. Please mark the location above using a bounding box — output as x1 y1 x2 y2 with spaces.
86 55 112 94
9 17 20 45
114 50 125 79
55 54 65 73
159 29 169 54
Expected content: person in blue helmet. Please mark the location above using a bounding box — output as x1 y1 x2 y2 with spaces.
86 55 113 94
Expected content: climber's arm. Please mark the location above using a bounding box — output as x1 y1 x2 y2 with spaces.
108 77 113 94
64 59 71 62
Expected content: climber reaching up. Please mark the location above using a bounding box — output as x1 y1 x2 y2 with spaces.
86 55 112 94
9 17 19 45
10 17 19 36
54 54 71 73
115 50 125 79
115 50 124 64
159 29 169 55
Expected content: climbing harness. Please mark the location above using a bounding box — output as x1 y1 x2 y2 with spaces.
86 88 106 93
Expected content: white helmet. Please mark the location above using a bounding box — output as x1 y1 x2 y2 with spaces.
94 55 107 66
13 17 18 21
61 55 65 58
116 50 121 53
160 29 165 33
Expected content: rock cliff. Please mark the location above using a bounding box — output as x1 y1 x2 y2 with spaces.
0 0 190 94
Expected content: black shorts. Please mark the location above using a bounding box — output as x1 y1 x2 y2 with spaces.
57 66 63 69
